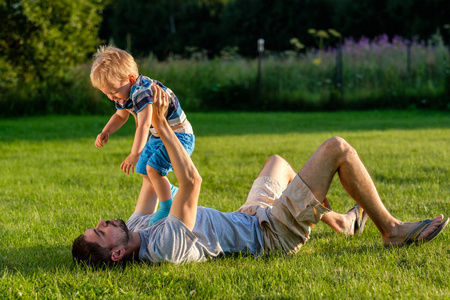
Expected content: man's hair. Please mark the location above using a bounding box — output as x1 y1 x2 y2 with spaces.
72 234 112 266
90 45 139 89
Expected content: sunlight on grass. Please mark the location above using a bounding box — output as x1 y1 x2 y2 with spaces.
0 111 449 298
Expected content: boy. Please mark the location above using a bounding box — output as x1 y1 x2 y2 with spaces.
90 45 195 225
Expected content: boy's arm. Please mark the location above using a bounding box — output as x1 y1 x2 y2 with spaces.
151 85 201 231
95 110 129 148
120 104 152 174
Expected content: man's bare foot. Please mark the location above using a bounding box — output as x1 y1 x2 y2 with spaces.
320 210 354 235
341 204 368 236
321 206 368 236
340 212 356 236
382 215 448 247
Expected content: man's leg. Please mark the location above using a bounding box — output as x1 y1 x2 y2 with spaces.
258 154 334 220
298 136 445 246
134 175 158 214
257 154 297 187
236 155 296 213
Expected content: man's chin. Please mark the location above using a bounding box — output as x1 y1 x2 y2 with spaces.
117 219 128 232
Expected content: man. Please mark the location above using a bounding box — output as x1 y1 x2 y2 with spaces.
72 85 448 266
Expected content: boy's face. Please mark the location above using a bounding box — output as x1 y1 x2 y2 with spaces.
99 75 136 105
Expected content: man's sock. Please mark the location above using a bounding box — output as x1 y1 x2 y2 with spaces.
149 198 173 226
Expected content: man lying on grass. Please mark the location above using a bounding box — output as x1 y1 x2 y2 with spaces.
72 85 448 266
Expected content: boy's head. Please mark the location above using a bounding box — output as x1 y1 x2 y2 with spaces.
90 46 139 103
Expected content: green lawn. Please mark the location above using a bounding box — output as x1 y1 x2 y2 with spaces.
0 110 449 299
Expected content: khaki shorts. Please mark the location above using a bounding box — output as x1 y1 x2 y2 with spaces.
237 175 330 254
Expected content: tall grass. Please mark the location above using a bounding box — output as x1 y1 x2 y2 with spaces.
139 33 450 111
0 111 449 298
1 34 449 117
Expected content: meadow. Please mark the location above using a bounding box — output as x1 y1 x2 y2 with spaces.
0 110 449 299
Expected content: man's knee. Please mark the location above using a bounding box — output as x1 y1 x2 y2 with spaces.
260 154 296 184
322 136 357 161
265 154 285 165
264 155 292 172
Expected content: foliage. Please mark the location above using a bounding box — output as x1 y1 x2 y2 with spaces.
1 0 108 80
0 112 449 298
145 33 450 111
2 0 450 116
0 0 109 110
1 33 449 117
100 0 227 59
98 0 450 59
333 0 450 41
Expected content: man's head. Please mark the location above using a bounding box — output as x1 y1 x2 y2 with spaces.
90 46 139 104
72 219 131 266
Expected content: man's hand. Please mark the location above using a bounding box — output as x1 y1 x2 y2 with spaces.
149 84 201 231
120 153 140 174
95 131 110 148
150 84 169 125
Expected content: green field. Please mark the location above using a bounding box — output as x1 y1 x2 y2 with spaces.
0 110 449 299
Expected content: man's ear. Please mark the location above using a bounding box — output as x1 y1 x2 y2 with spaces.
128 75 136 84
111 247 126 262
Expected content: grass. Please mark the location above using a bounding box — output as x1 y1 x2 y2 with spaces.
0 110 449 299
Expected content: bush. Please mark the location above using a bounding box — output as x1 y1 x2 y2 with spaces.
0 0 109 116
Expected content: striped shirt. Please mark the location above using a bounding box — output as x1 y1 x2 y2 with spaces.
115 74 189 135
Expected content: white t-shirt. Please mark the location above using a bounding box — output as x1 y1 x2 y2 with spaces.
126 206 264 264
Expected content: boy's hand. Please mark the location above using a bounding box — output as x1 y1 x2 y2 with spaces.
95 131 110 148
121 153 140 174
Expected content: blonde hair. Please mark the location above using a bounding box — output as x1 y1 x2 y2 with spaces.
90 45 139 88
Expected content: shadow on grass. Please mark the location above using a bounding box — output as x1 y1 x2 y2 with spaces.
0 245 74 274
0 110 449 142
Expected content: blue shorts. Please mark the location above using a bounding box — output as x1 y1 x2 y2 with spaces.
136 133 195 176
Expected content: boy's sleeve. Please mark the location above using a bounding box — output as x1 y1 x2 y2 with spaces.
131 87 153 113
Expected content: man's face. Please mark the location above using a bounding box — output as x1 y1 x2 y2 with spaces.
84 219 130 249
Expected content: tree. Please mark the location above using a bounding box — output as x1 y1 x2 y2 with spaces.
0 0 108 87
99 0 227 59
332 0 450 42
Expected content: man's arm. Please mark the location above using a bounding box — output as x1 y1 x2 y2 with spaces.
150 84 202 230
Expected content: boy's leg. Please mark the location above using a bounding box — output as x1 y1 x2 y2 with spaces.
147 166 172 201
134 174 179 215
145 132 194 225
147 166 173 225
298 136 446 246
